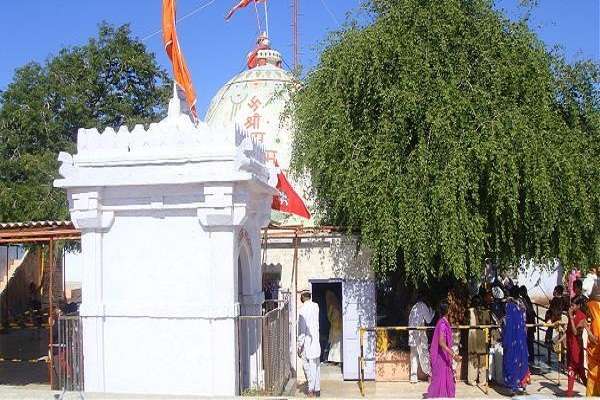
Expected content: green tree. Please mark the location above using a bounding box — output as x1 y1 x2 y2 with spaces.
0 23 171 222
291 0 600 284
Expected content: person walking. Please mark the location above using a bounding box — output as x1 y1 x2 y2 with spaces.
447 286 468 376
489 285 506 383
519 286 536 365
298 291 321 397
585 266 600 396
544 285 566 366
467 294 491 385
566 296 595 397
568 269 582 299
427 300 461 398
408 293 434 383
503 286 530 395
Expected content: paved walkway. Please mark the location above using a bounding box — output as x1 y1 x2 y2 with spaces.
0 362 587 399
296 377 585 398
0 379 589 400
294 364 586 398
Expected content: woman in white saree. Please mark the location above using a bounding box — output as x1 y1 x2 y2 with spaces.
326 290 343 364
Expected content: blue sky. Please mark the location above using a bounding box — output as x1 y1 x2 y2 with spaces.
0 0 597 116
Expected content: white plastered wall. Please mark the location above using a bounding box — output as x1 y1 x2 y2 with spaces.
54 93 275 396
261 233 374 382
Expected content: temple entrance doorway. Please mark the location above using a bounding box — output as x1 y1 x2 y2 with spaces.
310 279 343 378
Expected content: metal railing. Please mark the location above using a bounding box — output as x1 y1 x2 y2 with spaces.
358 322 566 397
55 315 84 392
532 301 568 365
53 301 291 396
238 299 291 395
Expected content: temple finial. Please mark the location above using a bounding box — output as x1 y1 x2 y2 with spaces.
167 83 181 118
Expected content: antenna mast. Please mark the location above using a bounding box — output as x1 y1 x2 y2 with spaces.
291 0 299 70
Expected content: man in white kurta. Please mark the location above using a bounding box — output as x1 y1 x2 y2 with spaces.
583 269 598 298
408 299 434 383
298 292 321 396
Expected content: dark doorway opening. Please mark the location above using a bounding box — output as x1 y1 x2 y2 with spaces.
310 280 343 366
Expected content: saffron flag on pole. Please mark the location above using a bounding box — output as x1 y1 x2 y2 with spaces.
271 161 311 219
225 0 265 21
162 0 198 121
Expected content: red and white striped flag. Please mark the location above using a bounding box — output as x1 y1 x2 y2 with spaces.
225 0 265 21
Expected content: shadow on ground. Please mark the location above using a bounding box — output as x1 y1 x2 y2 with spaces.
0 327 49 386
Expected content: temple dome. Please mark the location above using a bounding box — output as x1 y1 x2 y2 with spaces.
205 37 297 170
206 35 315 226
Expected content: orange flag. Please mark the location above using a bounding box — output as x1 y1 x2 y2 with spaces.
162 0 198 121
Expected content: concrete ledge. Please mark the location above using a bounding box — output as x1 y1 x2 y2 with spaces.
0 386 296 400
80 302 242 319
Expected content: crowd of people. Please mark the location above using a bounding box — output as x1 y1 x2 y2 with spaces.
409 265 600 398
296 266 600 398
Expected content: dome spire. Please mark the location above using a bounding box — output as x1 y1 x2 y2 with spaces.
246 32 282 70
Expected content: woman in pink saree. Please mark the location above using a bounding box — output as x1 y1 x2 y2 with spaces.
428 300 461 398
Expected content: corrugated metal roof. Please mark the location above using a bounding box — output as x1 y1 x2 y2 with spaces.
0 220 74 230
0 220 79 243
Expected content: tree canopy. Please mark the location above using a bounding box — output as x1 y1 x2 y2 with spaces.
291 0 600 283
0 23 171 222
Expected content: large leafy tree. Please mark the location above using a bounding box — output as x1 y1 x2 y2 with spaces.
0 23 171 222
291 0 600 283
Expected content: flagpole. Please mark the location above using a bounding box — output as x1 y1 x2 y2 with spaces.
264 0 269 37
252 0 262 33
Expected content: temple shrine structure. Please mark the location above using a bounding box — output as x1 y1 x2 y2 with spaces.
205 35 378 383
56 35 377 395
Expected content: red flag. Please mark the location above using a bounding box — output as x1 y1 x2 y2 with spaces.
271 162 311 219
225 0 264 21
162 0 198 121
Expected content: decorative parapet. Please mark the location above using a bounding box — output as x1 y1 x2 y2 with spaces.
56 92 271 185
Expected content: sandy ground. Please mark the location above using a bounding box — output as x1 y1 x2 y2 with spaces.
0 325 49 387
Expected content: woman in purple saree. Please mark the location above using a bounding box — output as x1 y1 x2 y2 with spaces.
428 301 461 398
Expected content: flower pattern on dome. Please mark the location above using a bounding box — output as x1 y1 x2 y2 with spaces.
205 63 296 170
205 47 314 227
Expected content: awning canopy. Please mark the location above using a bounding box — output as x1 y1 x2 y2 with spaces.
0 220 80 244
0 220 347 244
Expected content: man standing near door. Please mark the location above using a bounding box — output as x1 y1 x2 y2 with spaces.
298 291 321 397
409 292 435 383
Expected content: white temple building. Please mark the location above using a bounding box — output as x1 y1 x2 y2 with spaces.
59 35 377 395
55 88 275 395
52 33 560 396
203 35 377 382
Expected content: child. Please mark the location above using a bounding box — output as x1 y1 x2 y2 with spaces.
573 279 588 315
566 296 597 396
545 285 565 365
